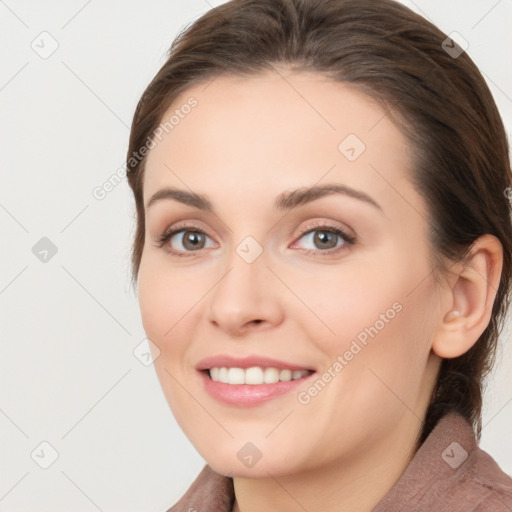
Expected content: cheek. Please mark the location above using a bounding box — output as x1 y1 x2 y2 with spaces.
294 280 436 448
336 276 436 414
137 259 202 416
137 256 197 351
300 247 434 380
285 253 406 350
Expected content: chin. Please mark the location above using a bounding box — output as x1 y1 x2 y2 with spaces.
206 456 291 479
195 438 310 480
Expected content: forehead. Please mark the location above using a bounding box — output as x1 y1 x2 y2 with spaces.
142 70 415 212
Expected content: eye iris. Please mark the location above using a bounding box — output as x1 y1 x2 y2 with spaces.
182 231 205 250
314 231 338 249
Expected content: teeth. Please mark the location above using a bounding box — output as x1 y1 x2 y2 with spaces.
227 367 245 385
210 367 220 381
279 369 292 381
245 366 264 384
208 366 311 385
264 367 280 384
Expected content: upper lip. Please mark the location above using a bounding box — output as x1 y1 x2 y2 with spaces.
196 355 316 372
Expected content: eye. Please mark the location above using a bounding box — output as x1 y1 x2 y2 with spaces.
292 222 356 255
155 223 216 257
154 221 356 257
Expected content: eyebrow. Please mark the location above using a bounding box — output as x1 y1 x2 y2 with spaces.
145 183 383 213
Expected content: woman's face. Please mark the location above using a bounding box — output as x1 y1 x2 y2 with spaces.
138 70 444 478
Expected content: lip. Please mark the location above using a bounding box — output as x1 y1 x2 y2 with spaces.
195 355 315 372
198 369 316 407
195 354 316 407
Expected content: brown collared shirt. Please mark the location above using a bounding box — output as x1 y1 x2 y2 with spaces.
166 412 512 511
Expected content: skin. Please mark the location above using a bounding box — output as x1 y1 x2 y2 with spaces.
137 68 503 512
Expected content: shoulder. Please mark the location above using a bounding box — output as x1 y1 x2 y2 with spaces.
373 412 512 512
464 443 512 511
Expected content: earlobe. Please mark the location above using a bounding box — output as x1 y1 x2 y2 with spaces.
432 234 503 359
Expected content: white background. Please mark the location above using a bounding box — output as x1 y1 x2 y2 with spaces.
0 1 510 511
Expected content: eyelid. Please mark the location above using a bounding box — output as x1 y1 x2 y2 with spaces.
290 218 354 242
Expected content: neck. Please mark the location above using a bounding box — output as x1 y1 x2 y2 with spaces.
232 412 424 512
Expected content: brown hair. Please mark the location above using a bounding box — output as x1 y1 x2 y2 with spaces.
125 0 512 442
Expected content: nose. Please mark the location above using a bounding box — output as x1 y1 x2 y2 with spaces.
207 248 284 338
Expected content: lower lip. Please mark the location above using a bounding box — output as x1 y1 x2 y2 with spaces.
199 370 316 407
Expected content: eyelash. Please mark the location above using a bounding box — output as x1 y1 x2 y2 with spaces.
155 221 356 258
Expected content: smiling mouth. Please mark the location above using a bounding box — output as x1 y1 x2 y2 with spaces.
204 367 315 385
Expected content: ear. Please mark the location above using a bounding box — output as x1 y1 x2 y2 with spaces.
432 234 503 359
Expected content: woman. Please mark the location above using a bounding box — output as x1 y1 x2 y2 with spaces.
126 0 512 510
